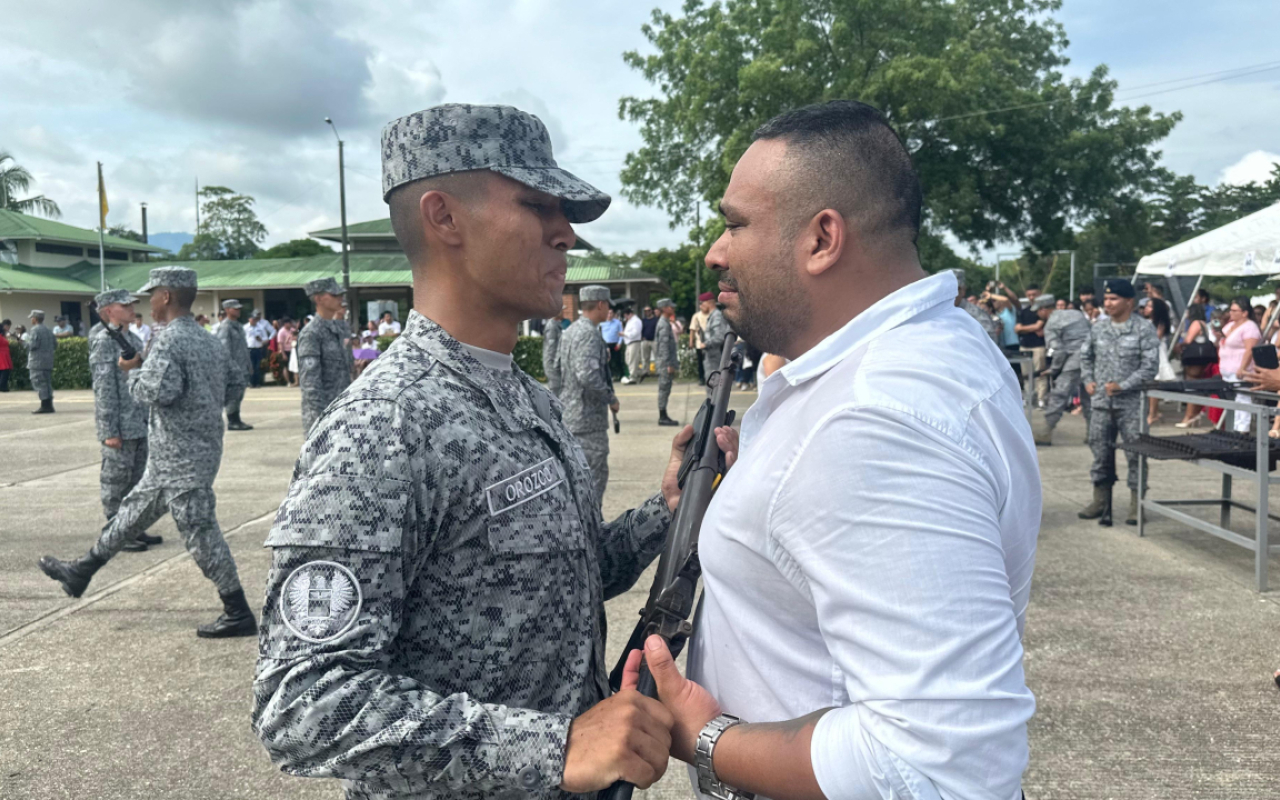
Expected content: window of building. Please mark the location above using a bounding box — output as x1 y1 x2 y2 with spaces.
34 242 85 257
86 247 130 261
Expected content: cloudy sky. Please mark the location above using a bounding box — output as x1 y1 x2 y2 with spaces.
3 0 1278 258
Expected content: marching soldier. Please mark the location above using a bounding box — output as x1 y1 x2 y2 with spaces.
90 288 162 553
26 309 56 414
296 277 353 433
654 298 681 426
39 267 255 638
217 299 254 431
253 103 695 799
542 307 565 395
702 301 730 396
1034 294 1092 446
1079 278 1160 525
559 284 619 503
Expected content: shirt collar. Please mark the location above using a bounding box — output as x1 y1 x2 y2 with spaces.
778 270 957 387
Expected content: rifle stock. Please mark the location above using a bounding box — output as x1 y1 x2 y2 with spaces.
601 333 741 800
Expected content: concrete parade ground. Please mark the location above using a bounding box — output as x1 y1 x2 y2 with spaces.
1 384 1278 799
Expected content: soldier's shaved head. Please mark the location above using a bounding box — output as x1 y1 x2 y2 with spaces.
388 172 492 266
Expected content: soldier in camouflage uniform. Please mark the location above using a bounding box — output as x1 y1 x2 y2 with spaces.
217 298 254 431
541 309 565 395
297 277 354 433
253 103 691 800
1034 294 1093 446
26 310 56 413
558 285 619 503
1079 278 1160 525
90 288 163 553
654 298 681 426
951 268 1002 344
702 302 731 396
39 267 256 639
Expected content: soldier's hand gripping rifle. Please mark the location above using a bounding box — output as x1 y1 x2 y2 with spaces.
601 333 741 800
105 324 137 361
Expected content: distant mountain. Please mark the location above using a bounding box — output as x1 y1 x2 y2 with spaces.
146 232 194 255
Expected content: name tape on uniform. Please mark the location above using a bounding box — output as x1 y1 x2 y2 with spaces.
485 458 565 517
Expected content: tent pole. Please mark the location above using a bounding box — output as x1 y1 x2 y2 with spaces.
1169 274 1203 358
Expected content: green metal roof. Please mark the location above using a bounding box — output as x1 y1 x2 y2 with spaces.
54 252 663 293
0 262 107 293
309 217 598 251
0 210 167 252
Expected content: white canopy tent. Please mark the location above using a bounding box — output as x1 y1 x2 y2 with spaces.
1135 202 1280 278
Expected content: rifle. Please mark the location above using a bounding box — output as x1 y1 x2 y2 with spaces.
104 324 137 361
601 333 742 800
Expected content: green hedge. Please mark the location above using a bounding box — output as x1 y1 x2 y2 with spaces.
6 337 93 390
514 336 545 380
375 334 398 352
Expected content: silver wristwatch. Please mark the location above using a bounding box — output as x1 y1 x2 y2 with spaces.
695 714 754 800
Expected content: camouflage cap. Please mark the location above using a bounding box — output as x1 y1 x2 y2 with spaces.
381 103 611 223
654 298 674 309
304 277 344 297
1032 294 1056 311
579 284 611 303
137 266 198 294
222 299 243 310
95 288 135 307
29 309 45 318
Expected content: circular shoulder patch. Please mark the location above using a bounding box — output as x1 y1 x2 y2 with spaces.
280 561 363 643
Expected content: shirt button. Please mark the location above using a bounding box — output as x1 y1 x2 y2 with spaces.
518 765 541 789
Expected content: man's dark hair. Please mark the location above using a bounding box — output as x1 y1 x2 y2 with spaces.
752 100 922 244
172 286 198 308
1027 283 1041 292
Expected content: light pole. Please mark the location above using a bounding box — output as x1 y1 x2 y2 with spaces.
324 117 354 334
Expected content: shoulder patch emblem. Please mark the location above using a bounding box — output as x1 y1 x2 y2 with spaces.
280 561 362 643
485 457 565 517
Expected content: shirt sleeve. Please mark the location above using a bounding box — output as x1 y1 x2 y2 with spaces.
90 336 122 442
1080 327 1096 385
574 339 615 406
252 399 571 796
127 337 183 408
1120 322 1161 392
595 493 672 600
771 407 1033 800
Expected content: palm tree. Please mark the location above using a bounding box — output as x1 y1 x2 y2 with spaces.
0 152 61 218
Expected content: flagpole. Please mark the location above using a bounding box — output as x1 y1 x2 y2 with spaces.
97 162 107 291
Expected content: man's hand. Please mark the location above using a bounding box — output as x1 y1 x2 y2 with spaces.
624 635 721 764
1105 381 1122 396
103 437 122 450
667 366 676 376
1085 382 1097 396
560 688 674 792
610 400 621 414
118 354 142 372
660 424 740 512
1243 365 1280 393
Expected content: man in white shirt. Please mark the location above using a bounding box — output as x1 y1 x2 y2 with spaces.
377 311 402 336
128 313 152 349
620 306 644 384
623 100 1041 800
243 310 276 387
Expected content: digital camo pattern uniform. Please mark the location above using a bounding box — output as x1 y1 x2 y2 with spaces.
960 300 1002 343
218 317 252 415
26 322 56 400
381 104 610 224
655 315 678 411
1042 308 1093 429
90 315 243 595
541 319 563 396
1080 314 1160 490
297 317 354 433
252 311 672 800
555 316 616 504
702 308 730 395
90 326 150 521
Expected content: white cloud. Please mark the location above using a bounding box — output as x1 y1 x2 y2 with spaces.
11 126 83 166
1218 150 1280 186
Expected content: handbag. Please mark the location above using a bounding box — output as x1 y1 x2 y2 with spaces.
1181 339 1217 365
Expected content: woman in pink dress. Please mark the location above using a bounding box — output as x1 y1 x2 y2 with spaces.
1217 297 1261 433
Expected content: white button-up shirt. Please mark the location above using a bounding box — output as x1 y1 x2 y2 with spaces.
687 270 1040 800
245 318 276 348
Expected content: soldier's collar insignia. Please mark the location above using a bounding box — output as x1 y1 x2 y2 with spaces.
280 561 362 643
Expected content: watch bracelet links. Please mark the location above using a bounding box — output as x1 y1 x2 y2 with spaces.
694 713 755 800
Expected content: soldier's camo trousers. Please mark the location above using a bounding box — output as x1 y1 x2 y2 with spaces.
92 485 242 595
225 384 245 416
30 369 52 401
576 430 610 506
658 371 673 411
1088 397 1144 491
100 438 148 522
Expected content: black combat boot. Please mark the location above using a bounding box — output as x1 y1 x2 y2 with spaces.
122 539 148 552
226 413 254 431
135 532 164 546
1098 486 1114 527
38 552 107 598
196 589 257 639
658 409 680 426
33 398 54 414
1126 490 1140 526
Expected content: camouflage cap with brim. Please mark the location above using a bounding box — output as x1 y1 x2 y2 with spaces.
304 277 345 297
95 288 135 307
381 103 611 224
137 266 198 294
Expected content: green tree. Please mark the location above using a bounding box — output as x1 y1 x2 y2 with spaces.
0 151 61 217
255 238 335 259
107 225 145 243
178 185 267 260
619 0 1179 256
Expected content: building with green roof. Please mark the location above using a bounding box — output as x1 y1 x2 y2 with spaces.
0 211 666 331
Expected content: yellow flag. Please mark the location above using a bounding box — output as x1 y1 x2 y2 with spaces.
97 162 108 228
